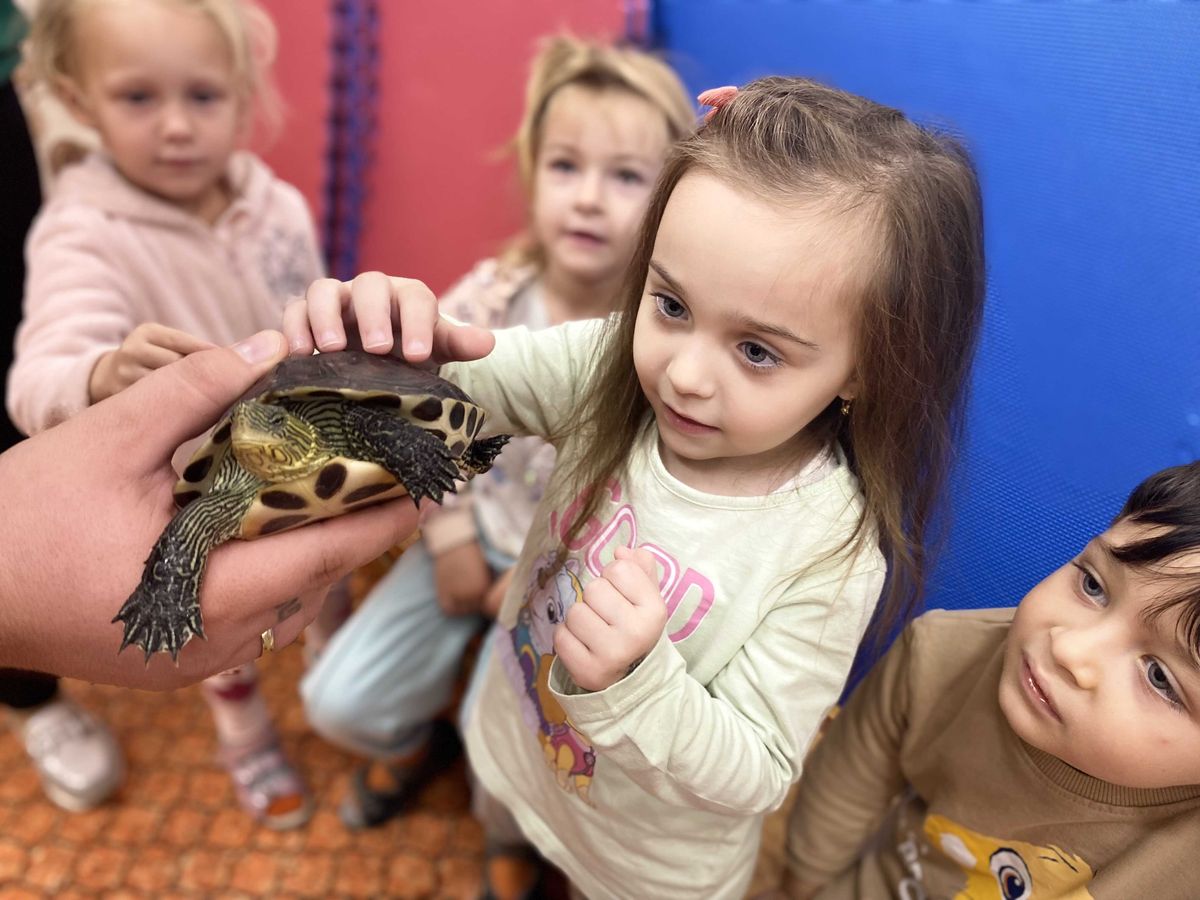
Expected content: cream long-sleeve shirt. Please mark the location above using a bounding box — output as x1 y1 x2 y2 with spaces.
419 257 559 560
8 151 322 435
443 318 886 899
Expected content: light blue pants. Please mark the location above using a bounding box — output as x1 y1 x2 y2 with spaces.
301 531 513 759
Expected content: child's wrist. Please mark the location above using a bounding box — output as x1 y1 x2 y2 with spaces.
88 351 115 404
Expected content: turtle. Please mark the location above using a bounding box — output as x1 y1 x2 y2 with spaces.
114 350 511 662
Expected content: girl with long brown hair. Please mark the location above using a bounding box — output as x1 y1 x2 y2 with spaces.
285 74 985 899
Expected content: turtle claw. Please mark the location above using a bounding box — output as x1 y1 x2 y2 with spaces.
404 443 461 506
403 448 458 511
113 584 203 664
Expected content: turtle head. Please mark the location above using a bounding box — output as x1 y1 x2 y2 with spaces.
231 401 326 481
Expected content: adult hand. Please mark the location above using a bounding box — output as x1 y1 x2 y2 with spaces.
89 322 216 402
281 272 495 364
554 546 667 692
433 540 492 617
0 330 421 690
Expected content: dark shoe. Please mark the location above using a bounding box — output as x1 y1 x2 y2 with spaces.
338 719 461 829
478 840 548 900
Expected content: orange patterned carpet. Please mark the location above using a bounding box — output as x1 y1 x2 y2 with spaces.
0 558 790 898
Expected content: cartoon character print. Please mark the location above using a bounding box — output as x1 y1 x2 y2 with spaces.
258 226 320 299
501 553 596 803
923 814 1095 899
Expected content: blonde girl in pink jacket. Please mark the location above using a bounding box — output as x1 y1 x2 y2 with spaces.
10 0 321 828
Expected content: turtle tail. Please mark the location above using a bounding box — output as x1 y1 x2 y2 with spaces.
460 433 511 477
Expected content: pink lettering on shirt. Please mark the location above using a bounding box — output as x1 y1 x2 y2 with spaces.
550 482 716 638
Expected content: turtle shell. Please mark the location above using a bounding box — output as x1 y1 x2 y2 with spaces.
173 350 488 538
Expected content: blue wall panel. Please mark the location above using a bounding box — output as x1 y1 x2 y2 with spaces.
658 4 1199 616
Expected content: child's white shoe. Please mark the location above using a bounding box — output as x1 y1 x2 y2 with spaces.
15 697 124 811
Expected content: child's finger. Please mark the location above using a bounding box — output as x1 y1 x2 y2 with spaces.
349 271 399 353
281 298 316 355
130 342 189 372
552 622 591 677
303 277 353 351
148 325 218 355
391 276 441 362
107 333 288 466
614 545 658 579
563 599 608 649
120 363 155 388
581 579 627 626
605 551 663 607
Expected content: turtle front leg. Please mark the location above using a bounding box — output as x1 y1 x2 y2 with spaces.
114 487 255 663
346 405 461 504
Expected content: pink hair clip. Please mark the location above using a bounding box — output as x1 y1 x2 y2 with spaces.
697 85 738 122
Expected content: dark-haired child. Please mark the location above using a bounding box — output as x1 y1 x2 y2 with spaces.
775 461 1200 899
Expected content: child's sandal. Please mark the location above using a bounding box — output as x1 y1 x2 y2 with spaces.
219 735 312 830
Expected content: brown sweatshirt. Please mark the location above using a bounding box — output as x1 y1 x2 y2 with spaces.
787 609 1200 899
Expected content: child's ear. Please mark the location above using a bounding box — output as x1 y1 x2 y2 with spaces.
53 76 96 129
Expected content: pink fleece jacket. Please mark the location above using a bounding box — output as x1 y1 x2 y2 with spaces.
7 151 323 435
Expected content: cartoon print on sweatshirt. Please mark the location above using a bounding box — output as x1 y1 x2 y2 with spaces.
497 480 719 801
501 553 597 803
924 814 1096 900
258 225 320 299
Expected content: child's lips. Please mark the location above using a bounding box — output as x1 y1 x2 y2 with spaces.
565 229 606 245
1022 655 1063 722
662 403 716 434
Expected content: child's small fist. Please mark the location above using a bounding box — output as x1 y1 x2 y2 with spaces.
554 545 667 692
614 544 657 579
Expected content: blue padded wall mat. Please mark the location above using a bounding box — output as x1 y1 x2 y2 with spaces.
656 4 1199 622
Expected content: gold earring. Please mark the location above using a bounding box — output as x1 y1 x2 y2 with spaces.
840 398 851 416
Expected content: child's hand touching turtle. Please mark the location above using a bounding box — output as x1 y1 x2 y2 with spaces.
282 272 495 365
89 323 215 402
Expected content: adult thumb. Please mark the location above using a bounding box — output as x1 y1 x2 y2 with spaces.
118 330 288 455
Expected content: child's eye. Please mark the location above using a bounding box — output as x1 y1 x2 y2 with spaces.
1141 657 1184 709
1072 562 1108 606
614 168 644 186
548 158 576 173
738 341 781 370
189 87 222 104
652 292 687 321
121 90 153 105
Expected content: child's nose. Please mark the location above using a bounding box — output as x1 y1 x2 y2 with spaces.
666 344 714 398
572 170 604 211
160 102 195 138
1048 623 1106 690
